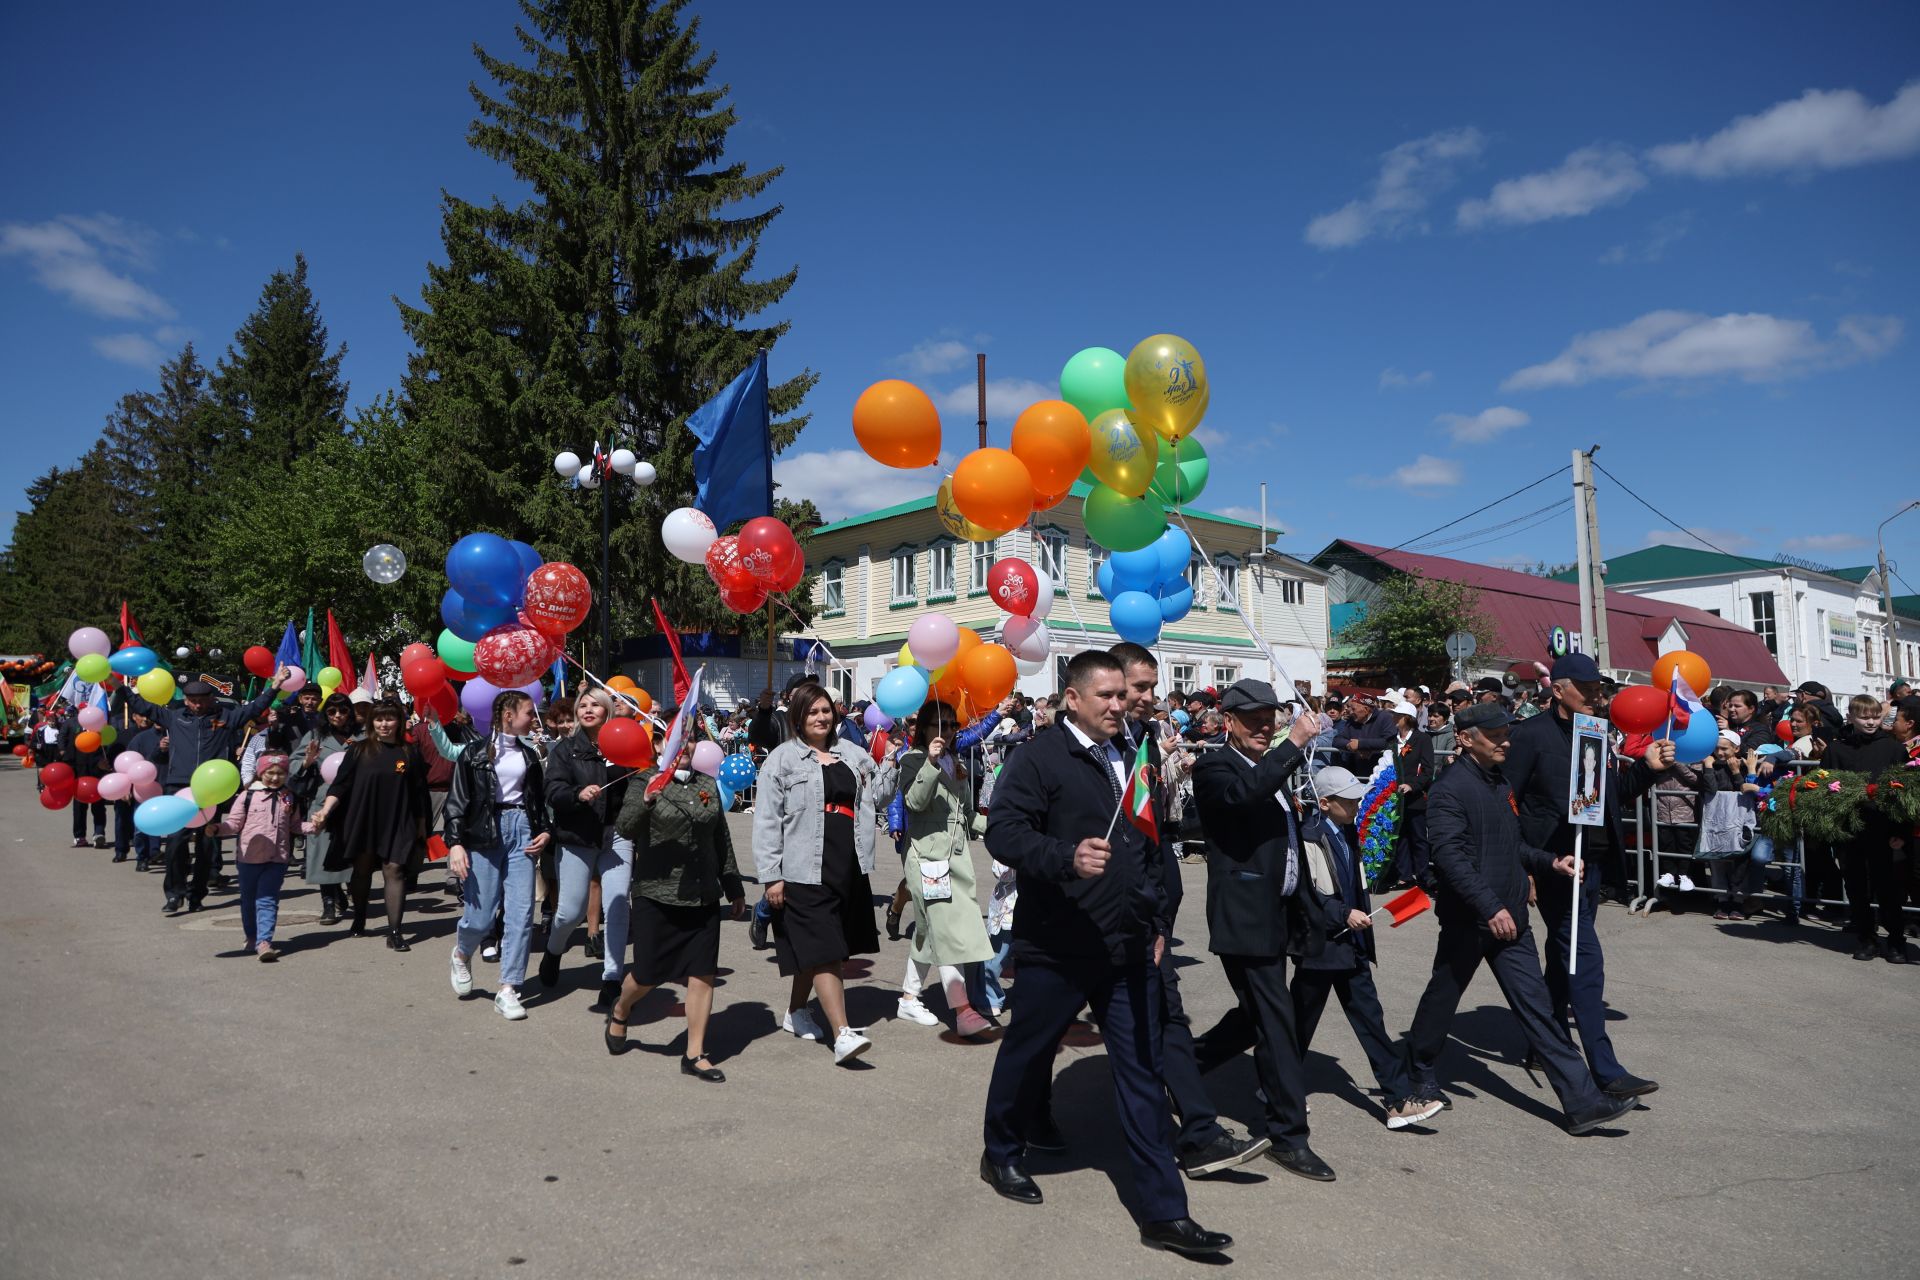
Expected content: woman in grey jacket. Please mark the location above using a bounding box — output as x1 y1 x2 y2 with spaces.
751 682 882 1065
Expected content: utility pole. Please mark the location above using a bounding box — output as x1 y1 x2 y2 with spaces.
976 353 988 449
1571 446 1611 670
1879 500 1920 681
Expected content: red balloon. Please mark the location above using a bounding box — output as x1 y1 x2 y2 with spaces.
400 642 436 666
243 646 276 679
427 685 461 721
75 776 101 805
402 656 448 697
987 557 1041 616
39 762 74 791
767 552 806 594
718 578 769 614
1608 685 1668 735
737 517 800 586
39 789 67 811
473 625 558 687
598 717 655 769
1776 719 1794 743
522 562 593 637
704 535 745 587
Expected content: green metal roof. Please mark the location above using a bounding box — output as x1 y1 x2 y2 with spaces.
1549 545 1794 585
812 479 1280 537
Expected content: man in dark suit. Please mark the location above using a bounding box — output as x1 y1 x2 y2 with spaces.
1503 652 1668 1099
1384 698 1436 889
979 650 1232 1259
1190 678 1336 1183
1403 701 1639 1135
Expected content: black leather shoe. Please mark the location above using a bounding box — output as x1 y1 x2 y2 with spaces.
885 906 903 940
583 933 604 960
1601 1072 1659 1098
604 1012 628 1056
1178 1132 1272 1178
319 899 339 926
538 949 562 988
386 932 411 953
748 915 771 950
111 853 127 863
1026 1114 1068 1154
1853 942 1880 961
1566 1094 1636 1135
681 1054 726 1083
1520 1051 1545 1074
979 1155 1042 1204
1886 942 1910 965
1140 1218 1233 1256
163 897 180 915
1266 1145 1336 1182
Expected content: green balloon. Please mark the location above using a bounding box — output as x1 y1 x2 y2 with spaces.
1059 347 1132 424
1083 485 1167 552
191 758 241 809
437 629 477 673
1149 435 1210 507
74 653 110 684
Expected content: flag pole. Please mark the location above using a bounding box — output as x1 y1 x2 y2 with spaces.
1568 825 1584 976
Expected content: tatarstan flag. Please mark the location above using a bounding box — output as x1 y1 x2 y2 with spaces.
1127 734 1157 844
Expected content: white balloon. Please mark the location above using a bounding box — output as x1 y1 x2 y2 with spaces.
1015 655 1048 676
631 460 657 487
1030 572 1057 619
554 451 583 479
362 543 407 585
1001 616 1051 663
662 507 718 564
608 448 637 475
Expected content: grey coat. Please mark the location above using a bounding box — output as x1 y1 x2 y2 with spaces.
752 737 880 886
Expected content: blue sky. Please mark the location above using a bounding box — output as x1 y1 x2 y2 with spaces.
4 1 1917 591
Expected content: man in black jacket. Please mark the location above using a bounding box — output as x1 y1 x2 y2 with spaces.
1383 699 1435 889
980 651 1231 1259
1191 679 1336 1183
1403 701 1638 1135
1333 695 1395 775
1503 653 1666 1098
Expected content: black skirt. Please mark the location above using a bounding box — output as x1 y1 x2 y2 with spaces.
772 765 878 975
630 896 722 986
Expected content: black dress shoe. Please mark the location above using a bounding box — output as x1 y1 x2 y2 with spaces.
538 949 562 989
681 1054 726 1083
884 906 903 940
1266 1145 1336 1182
163 897 180 915
186 900 203 913
111 853 127 863
386 933 411 953
748 915 771 950
319 900 339 926
1140 1218 1233 1257
979 1155 1042 1204
1520 1051 1546 1074
1026 1114 1068 1154
1567 1094 1636 1135
1886 942 1911 965
604 1012 629 1056
583 933 604 960
1853 942 1880 961
1601 1072 1658 1098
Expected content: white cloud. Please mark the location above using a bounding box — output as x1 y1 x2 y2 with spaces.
1378 367 1434 390
895 338 974 376
1191 425 1231 449
92 333 165 367
1781 532 1870 554
1649 81 1920 178
936 377 1052 422
1643 527 1755 553
1599 211 1694 265
1436 405 1531 444
1502 309 1902 390
774 448 956 522
1305 127 1486 249
1457 144 1647 228
1216 505 1266 523
1360 455 1463 490
0 214 174 320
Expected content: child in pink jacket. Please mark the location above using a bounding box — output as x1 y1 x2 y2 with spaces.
210 752 313 961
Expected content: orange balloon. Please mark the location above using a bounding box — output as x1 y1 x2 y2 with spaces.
1032 487 1071 512
630 687 653 714
75 730 102 754
961 642 1017 709
934 628 983 702
950 448 1034 533
1651 649 1711 696
1010 400 1091 497
606 675 637 692
852 380 942 469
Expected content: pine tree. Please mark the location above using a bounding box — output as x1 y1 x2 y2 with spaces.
210 254 349 476
0 452 135 653
398 0 815 641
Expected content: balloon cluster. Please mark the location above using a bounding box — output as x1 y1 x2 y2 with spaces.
1606 649 1719 764
66 627 170 705
661 509 804 614
437 533 594 695
1095 526 1196 648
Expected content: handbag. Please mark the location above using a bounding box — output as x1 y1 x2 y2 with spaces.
919 857 954 902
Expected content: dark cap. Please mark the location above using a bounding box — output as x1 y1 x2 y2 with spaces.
1219 679 1283 713
1473 676 1504 694
1454 701 1512 733
180 679 214 696
1794 681 1827 696
1550 652 1602 683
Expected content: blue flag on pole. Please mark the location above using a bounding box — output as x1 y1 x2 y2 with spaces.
275 620 300 671
688 351 772 532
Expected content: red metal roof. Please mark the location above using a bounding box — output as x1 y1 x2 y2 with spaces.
1326 541 1788 686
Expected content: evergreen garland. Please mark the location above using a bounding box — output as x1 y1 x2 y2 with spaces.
1755 763 1920 845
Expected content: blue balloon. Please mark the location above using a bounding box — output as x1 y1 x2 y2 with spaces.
1109 590 1162 646
109 645 159 676
876 665 931 720
446 532 522 607
510 541 544 606
1153 528 1192 586
134 794 197 837
719 752 758 787
1670 708 1720 764
715 777 736 810
1156 581 1194 624
1096 559 1118 601
1109 546 1161 595
441 586 515 643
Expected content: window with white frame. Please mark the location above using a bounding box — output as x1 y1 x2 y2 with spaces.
1214 556 1239 608
1213 663 1240 687
1086 540 1109 595
1168 662 1197 693
1038 528 1068 589
1749 591 1777 655
1184 557 1203 597
970 538 995 594
821 561 845 614
1280 576 1303 605
891 546 916 603
829 666 853 704
929 541 956 598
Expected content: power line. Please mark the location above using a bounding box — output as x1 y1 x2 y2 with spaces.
1388 464 1571 552
1590 459 1791 577
1413 497 1573 553
1443 502 1576 557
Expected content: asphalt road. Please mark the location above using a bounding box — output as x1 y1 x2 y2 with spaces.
1 768 1914 1279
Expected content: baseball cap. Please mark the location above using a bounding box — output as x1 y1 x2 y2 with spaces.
1219 679 1283 713
1314 766 1368 800
1389 700 1418 719
180 679 214 696
1473 677 1504 694
1795 681 1827 697
348 687 374 705
1550 653 1603 683
1454 702 1512 733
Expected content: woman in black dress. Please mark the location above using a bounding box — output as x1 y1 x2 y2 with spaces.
310 698 429 950
751 683 883 1065
604 737 747 1080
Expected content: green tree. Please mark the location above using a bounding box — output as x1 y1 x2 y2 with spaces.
209 254 349 476
1335 572 1497 688
398 0 816 643
0 451 138 654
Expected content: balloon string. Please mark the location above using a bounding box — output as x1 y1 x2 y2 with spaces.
1173 510 1297 693
774 599 861 687
557 652 665 729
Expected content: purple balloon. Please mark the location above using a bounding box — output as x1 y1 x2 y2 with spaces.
862 703 893 732
516 679 545 707
460 677 504 728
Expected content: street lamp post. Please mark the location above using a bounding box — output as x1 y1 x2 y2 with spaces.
1876 500 1919 682
554 445 658 674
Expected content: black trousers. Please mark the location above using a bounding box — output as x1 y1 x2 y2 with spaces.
1218 953 1311 1151
71 798 106 840
1158 946 1227 1154
163 827 218 903
1533 874 1626 1084
982 948 1187 1224
1291 963 1415 1103
1404 916 1605 1117
1840 838 1908 943
1390 807 1430 887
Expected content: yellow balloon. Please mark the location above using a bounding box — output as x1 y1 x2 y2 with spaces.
1086 409 1159 498
137 669 176 704
935 476 1013 542
1124 333 1208 442
897 642 917 668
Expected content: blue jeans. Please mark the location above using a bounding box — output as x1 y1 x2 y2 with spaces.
968 930 1013 1013
547 837 634 980
238 861 287 947
456 810 536 987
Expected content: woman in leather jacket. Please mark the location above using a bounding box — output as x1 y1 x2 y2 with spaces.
537 689 635 1007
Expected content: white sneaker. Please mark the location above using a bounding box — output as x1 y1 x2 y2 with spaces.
896 996 940 1026
832 1026 872 1065
480 942 501 962
494 988 527 1021
1678 874 1697 893
450 949 473 996
1657 873 1676 888
783 1008 824 1041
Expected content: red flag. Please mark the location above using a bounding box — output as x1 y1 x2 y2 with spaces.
1126 735 1157 844
119 601 146 649
869 727 891 764
651 597 691 706
1383 886 1432 927
326 611 357 694
362 651 378 697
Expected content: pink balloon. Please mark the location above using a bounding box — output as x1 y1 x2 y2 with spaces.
907 613 960 669
68 626 111 659
691 740 725 777
96 772 132 801
175 786 212 829
121 757 157 785
77 705 107 732
320 753 343 785
132 778 163 802
281 665 308 693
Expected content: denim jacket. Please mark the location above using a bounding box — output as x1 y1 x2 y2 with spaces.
751 737 880 886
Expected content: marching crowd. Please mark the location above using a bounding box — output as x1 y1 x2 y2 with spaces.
19 641 1919 1259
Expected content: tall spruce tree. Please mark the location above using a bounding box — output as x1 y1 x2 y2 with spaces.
0 451 136 654
210 254 349 476
398 0 815 639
